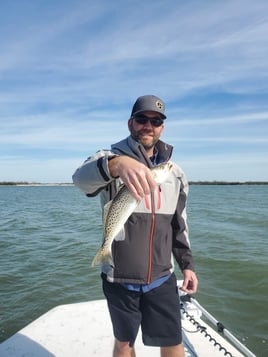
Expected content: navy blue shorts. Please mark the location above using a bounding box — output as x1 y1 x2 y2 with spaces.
102 273 182 347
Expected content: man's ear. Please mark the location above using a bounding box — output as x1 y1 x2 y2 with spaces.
128 118 133 130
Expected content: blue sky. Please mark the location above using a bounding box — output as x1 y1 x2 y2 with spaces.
1 0 268 183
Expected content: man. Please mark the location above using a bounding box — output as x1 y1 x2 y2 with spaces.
73 95 198 357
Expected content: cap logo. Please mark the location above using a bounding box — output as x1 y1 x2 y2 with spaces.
156 100 163 111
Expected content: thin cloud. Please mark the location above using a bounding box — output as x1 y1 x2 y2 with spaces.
0 0 268 181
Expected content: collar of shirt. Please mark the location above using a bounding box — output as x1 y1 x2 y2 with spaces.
149 147 159 166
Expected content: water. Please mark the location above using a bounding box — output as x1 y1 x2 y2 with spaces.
0 185 267 356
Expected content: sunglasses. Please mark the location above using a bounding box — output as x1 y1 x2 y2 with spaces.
133 116 164 127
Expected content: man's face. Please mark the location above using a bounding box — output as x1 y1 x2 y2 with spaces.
128 111 164 152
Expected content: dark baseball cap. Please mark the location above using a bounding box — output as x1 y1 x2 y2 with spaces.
131 95 166 119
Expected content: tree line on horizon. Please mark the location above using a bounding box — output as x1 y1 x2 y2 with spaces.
1 181 268 186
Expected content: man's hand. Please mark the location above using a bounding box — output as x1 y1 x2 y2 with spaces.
180 269 198 295
108 156 156 200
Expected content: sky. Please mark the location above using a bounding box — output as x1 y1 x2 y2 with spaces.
1 0 268 183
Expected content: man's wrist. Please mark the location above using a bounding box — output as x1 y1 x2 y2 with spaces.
108 155 120 178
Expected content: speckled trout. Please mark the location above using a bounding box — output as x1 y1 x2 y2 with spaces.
91 162 173 267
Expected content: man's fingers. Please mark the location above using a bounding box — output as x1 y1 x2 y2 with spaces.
126 181 144 201
108 156 157 199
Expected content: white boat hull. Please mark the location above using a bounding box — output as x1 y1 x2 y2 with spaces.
0 295 255 357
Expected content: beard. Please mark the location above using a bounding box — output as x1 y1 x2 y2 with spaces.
130 128 160 151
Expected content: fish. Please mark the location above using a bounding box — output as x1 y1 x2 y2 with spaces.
91 162 173 267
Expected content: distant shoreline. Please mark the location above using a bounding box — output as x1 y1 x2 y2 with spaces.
1 181 268 186
0 182 74 186
189 181 268 185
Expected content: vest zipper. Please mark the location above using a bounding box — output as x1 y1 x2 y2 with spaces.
147 192 155 284
137 146 159 284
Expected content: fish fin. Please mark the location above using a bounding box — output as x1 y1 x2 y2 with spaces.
114 227 125 241
91 247 114 267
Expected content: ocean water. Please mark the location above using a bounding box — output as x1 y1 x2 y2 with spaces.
0 185 267 356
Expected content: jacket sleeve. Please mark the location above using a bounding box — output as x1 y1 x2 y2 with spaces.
171 174 195 272
72 150 118 196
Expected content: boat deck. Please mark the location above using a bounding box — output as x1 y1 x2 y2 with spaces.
0 299 247 356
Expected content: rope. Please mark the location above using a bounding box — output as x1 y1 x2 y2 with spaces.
180 302 233 357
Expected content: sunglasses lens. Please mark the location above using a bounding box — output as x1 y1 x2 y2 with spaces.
134 116 163 127
135 117 148 125
151 118 163 127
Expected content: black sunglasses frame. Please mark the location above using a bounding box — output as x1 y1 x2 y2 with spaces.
133 116 164 127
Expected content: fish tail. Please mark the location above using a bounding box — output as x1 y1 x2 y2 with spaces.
91 247 114 267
